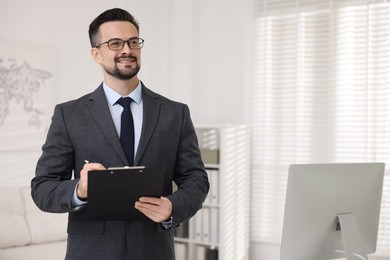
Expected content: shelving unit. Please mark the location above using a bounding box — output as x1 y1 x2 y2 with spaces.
174 125 250 260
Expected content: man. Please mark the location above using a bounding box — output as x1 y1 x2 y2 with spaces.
31 8 209 260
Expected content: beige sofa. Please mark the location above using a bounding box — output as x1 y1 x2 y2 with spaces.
0 186 67 260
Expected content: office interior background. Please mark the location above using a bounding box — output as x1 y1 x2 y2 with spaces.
0 0 389 259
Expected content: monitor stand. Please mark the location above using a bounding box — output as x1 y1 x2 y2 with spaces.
337 213 368 260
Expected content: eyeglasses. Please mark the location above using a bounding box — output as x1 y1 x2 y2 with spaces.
95 37 144 51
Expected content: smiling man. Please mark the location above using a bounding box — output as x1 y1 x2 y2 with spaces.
31 8 209 260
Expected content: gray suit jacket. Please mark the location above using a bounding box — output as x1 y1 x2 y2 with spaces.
31 83 209 260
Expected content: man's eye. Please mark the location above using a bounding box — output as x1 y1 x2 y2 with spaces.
109 40 122 47
130 40 139 45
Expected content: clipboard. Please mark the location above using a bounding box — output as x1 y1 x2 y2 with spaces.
87 167 166 221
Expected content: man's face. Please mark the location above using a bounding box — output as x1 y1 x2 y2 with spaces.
92 21 141 81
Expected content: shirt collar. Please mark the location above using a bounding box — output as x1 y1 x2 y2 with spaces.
103 81 143 106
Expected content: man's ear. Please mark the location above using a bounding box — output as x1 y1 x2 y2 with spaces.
90 48 102 64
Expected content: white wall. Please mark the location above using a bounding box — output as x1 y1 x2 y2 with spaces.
0 0 252 125
1 0 261 258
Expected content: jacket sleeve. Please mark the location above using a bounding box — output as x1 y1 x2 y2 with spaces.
167 105 210 226
31 104 79 213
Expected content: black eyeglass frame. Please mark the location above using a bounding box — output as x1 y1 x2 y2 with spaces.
95 37 144 50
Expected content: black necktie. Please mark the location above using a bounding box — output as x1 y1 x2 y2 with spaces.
116 97 134 166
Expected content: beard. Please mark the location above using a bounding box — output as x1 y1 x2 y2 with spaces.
103 55 141 80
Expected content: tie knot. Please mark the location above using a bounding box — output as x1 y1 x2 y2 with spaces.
116 97 132 108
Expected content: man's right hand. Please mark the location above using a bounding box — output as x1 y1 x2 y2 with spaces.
77 162 106 200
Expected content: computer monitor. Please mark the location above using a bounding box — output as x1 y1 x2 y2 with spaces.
280 163 385 260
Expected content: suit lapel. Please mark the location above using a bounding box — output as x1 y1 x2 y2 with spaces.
87 85 128 165
134 85 161 165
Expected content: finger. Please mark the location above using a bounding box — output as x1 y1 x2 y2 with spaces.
135 204 165 222
78 163 106 199
135 201 160 212
138 196 161 205
138 196 171 206
83 163 106 171
135 199 172 220
80 163 105 178
135 203 158 219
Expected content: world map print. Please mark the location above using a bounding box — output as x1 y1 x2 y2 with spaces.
0 40 56 187
0 58 52 129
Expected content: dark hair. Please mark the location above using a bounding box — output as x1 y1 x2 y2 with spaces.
88 8 140 47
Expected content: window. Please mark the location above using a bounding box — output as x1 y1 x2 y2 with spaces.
252 0 390 257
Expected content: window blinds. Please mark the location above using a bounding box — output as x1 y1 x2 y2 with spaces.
252 0 390 257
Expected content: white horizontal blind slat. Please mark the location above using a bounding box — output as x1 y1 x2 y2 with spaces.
252 0 390 257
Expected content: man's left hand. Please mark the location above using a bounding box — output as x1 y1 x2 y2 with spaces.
135 196 172 223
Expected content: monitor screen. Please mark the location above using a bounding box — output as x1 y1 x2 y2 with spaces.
280 163 385 260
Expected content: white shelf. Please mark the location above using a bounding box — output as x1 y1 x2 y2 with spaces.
174 125 250 260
